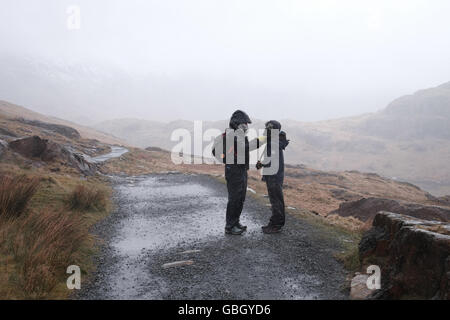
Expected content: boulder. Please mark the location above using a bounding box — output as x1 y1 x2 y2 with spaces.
359 211 450 299
9 136 96 175
332 197 450 223
9 136 47 158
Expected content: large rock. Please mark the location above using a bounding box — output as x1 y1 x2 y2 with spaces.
9 135 47 158
359 211 450 299
9 136 96 175
332 197 450 223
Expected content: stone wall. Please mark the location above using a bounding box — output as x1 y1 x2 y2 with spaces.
358 211 449 299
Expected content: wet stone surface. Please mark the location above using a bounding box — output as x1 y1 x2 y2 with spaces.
79 173 347 300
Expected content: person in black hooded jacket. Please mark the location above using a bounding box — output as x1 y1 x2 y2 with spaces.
212 110 266 235
257 120 289 234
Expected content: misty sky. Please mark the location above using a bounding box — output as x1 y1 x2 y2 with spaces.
1 0 450 123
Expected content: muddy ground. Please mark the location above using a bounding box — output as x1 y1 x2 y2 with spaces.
79 173 348 299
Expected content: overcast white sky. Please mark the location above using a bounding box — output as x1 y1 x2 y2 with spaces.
1 0 450 123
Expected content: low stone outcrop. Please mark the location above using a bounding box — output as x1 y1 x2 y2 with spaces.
332 197 450 223
15 118 81 139
9 136 96 175
359 211 450 299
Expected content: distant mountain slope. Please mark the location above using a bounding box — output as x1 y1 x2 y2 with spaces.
93 82 450 196
356 81 450 140
0 100 124 145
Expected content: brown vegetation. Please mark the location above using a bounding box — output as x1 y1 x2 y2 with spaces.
0 175 40 219
0 102 115 299
67 185 107 212
2 209 87 297
0 170 110 299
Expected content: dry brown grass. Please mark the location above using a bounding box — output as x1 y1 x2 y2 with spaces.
0 109 116 299
0 101 125 146
325 214 366 231
0 175 40 219
67 184 107 212
2 209 88 298
0 169 111 299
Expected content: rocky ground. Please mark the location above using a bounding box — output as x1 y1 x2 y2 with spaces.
79 173 350 299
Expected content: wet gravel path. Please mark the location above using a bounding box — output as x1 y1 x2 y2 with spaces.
79 173 348 300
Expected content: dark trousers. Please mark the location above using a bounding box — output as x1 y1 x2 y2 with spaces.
225 165 247 229
265 176 285 227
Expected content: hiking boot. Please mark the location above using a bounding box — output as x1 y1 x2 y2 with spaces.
262 225 282 234
237 222 247 230
225 226 245 235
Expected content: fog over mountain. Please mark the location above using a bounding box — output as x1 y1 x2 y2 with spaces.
2 1 450 194
1 0 450 123
94 82 450 195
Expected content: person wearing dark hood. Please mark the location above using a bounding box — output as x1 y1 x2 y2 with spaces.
212 110 266 235
256 120 289 234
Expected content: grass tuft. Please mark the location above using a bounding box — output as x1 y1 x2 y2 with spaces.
5 209 87 298
67 185 107 212
0 175 40 219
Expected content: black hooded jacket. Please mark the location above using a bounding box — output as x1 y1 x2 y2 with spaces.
229 110 252 130
262 129 289 184
212 110 263 170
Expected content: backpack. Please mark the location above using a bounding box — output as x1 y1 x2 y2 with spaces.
212 132 231 164
212 130 250 166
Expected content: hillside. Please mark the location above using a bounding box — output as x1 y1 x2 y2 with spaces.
93 82 450 196
284 81 450 195
0 100 125 146
0 107 120 298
